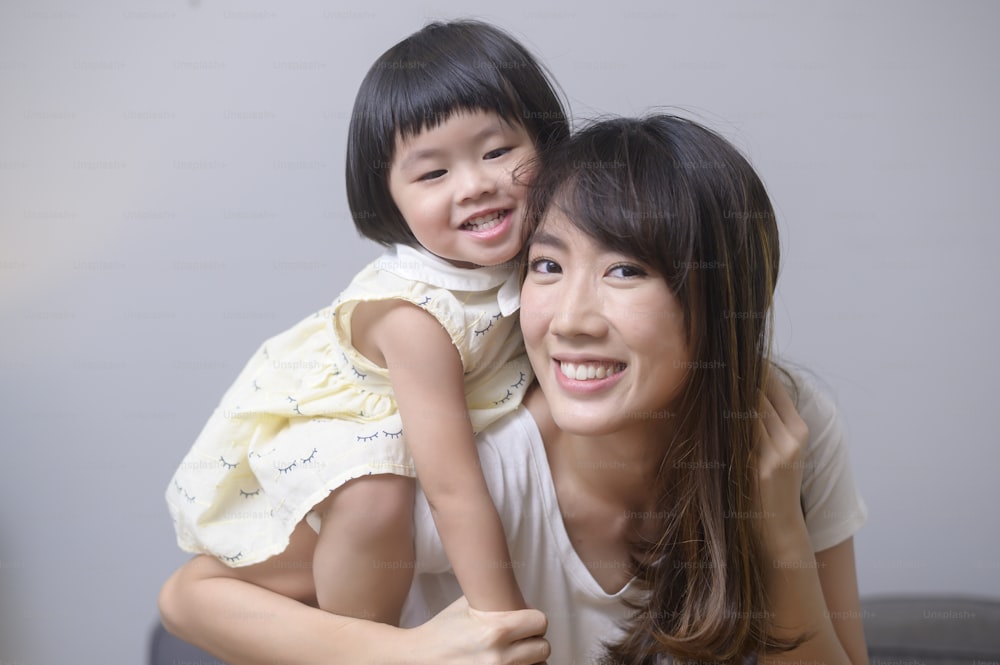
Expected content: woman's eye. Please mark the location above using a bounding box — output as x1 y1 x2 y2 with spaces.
528 257 561 274
418 169 446 181
608 263 647 279
484 147 512 160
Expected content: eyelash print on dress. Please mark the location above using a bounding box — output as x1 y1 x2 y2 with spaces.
339 351 366 380
239 488 261 498
301 448 318 464
494 388 513 405
356 431 379 442
173 480 195 502
383 429 402 439
219 456 239 470
475 310 503 336
511 371 527 388
278 461 298 474
222 552 243 564
417 296 431 307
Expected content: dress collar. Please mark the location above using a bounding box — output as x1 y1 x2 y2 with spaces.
378 245 521 316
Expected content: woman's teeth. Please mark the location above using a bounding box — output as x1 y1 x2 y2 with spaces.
462 210 505 231
559 361 625 381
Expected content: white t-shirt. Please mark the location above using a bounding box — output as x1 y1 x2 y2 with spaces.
400 374 868 664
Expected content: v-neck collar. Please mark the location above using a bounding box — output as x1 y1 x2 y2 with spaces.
515 410 641 600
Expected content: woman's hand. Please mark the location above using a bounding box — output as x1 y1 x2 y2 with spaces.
410 596 550 665
755 372 811 559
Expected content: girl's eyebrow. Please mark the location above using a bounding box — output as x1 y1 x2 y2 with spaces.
396 125 506 171
396 148 443 171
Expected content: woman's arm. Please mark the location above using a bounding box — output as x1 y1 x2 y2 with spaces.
756 379 869 665
760 531 870 665
816 537 870 665
158 522 549 665
360 299 527 611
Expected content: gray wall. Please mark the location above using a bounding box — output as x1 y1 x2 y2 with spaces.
1 1 998 662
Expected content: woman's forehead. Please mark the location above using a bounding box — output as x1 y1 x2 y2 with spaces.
531 207 627 257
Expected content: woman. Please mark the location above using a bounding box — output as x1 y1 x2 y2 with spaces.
158 115 869 665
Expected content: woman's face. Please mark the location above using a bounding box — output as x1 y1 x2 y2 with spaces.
520 208 692 437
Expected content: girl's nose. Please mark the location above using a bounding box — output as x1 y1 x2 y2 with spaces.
458 164 497 201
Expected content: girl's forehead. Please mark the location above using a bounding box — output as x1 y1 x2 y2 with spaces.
395 108 514 143
390 109 531 169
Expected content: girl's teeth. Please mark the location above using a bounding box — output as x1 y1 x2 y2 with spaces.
464 211 503 230
559 361 623 381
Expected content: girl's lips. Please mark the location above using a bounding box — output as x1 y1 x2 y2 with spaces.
460 209 513 240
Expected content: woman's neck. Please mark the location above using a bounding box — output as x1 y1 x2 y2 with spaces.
525 385 670 593
525 387 664 514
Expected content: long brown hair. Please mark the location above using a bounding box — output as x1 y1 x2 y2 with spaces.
524 115 803 664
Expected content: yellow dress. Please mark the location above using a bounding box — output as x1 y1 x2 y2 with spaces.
166 244 531 566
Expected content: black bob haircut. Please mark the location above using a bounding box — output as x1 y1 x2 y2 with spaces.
345 20 570 246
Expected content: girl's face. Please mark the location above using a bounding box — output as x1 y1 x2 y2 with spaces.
520 208 692 437
388 110 536 268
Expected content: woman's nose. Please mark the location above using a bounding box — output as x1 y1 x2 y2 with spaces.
548 278 608 339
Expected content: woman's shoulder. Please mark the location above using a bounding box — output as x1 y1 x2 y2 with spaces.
775 363 840 436
476 404 543 459
776 362 869 551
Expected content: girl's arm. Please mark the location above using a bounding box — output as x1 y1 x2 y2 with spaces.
756 379 870 665
356 298 527 611
158 520 550 665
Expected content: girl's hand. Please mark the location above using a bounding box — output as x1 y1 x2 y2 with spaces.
410 596 550 665
755 373 811 558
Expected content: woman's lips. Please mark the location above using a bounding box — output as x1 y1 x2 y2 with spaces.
558 360 626 381
552 358 626 392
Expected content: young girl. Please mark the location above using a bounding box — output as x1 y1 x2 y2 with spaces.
160 113 868 665
166 20 569 624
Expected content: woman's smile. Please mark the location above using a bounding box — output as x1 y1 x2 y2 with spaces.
556 359 627 382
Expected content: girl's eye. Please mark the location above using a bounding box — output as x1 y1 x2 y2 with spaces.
484 147 512 160
528 257 561 274
418 169 446 182
607 263 647 279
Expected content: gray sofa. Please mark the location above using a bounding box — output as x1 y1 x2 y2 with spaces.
150 595 1000 664
863 596 1000 665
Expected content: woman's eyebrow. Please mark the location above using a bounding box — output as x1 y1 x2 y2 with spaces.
528 230 567 250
